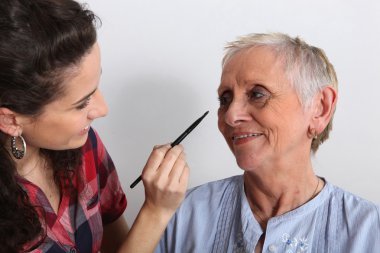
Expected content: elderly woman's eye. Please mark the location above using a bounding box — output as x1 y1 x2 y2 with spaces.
218 91 232 106
251 91 264 99
249 86 269 102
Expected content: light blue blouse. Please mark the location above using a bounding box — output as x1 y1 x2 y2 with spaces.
155 175 380 253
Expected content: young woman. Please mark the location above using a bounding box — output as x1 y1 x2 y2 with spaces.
0 0 188 252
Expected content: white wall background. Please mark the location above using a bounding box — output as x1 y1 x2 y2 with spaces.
86 0 380 225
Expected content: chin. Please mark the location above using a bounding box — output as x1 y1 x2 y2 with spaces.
235 158 253 170
237 161 254 171
67 134 89 149
77 135 89 147
235 154 262 171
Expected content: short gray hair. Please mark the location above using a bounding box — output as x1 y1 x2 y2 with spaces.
223 32 338 152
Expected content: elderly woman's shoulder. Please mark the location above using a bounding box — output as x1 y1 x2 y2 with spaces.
184 175 243 204
187 174 242 192
327 181 380 220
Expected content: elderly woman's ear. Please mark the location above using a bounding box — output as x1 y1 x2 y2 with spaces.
310 86 338 135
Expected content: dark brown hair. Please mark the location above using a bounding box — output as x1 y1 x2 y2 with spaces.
0 0 98 251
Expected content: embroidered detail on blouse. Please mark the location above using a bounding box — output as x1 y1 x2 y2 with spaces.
232 231 246 253
281 233 309 253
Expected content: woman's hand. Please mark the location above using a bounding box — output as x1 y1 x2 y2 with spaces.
116 144 189 253
141 144 189 219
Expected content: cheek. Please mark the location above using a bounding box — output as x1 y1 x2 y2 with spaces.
217 111 234 149
217 110 226 135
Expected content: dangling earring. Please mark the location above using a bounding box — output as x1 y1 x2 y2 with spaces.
11 135 26 159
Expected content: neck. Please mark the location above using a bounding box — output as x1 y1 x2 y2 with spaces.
243 160 323 228
13 144 43 178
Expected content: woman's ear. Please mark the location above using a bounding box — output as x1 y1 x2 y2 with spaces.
0 107 22 136
312 86 338 134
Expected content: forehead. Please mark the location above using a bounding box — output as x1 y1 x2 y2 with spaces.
219 46 289 90
61 44 100 94
43 43 101 108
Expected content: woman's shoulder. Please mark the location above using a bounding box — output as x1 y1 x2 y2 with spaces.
180 175 243 209
165 175 244 243
325 181 380 226
187 175 243 195
320 181 380 251
328 182 379 211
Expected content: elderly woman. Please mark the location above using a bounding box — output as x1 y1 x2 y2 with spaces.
155 33 380 253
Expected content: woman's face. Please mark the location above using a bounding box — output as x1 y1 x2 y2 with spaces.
20 42 108 151
217 46 313 171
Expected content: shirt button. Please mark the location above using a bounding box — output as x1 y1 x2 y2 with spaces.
70 248 77 253
268 244 277 252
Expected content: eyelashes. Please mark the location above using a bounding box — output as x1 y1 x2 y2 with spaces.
248 90 267 101
76 96 92 110
218 86 270 108
218 92 232 106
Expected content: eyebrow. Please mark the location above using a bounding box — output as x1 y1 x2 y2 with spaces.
71 87 98 106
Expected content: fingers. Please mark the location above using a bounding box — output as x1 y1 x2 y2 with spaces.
156 145 185 179
175 161 189 192
141 144 189 213
141 144 171 177
168 152 188 184
142 144 186 184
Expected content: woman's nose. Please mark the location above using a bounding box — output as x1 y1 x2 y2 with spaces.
223 99 251 127
88 90 108 120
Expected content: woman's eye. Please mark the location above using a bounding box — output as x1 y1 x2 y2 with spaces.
247 86 271 107
218 91 232 106
250 91 264 99
249 87 269 102
76 96 91 110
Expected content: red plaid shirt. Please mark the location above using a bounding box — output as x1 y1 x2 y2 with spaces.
18 128 127 253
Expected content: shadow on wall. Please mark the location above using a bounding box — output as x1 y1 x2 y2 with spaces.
109 74 205 165
97 74 206 223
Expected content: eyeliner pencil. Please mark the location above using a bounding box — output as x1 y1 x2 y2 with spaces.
130 111 209 189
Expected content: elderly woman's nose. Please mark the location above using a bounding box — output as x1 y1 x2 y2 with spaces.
224 100 250 126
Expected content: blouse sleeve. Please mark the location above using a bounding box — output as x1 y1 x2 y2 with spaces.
86 128 127 224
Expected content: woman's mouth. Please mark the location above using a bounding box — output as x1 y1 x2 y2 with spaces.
232 133 263 144
80 125 90 135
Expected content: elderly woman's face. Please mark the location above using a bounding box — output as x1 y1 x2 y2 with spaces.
217 46 313 171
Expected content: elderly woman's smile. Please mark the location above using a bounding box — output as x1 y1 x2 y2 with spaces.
232 132 263 143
